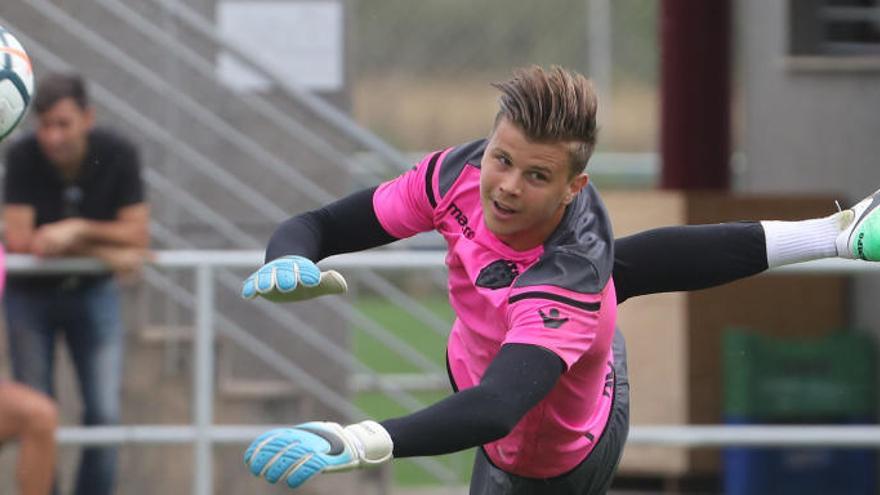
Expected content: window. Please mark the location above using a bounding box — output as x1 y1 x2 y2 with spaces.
790 0 880 57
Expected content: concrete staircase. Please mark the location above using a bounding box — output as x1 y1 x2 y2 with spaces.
0 1 413 493
2 0 370 246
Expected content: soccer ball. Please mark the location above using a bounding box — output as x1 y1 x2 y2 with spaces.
0 27 33 142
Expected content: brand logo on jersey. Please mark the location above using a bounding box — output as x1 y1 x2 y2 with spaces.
538 308 569 329
445 202 476 239
603 361 614 397
476 259 519 289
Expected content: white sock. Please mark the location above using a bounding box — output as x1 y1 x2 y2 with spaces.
761 212 846 268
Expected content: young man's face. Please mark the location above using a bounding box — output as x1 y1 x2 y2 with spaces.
35 97 94 171
480 118 588 251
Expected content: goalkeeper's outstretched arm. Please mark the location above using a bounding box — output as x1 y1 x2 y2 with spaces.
265 186 397 262
244 343 563 489
243 187 399 302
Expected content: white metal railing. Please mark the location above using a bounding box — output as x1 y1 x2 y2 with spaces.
2 1 457 385
6 251 880 494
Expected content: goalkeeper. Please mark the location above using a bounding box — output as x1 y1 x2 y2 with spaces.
241 66 880 494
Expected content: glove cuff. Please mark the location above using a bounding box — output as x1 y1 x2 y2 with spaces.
344 420 393 466
318 270 348 295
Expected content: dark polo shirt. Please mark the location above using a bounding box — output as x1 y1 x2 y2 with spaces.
3 127 144 288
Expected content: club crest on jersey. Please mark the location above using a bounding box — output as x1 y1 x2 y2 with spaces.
538 308 569 329
475 259 519 289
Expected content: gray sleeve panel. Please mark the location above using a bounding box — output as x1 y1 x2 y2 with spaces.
514 183 615 294
437 139 487 198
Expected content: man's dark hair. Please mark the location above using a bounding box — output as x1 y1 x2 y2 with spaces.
33 72 89 114
491 65 599 176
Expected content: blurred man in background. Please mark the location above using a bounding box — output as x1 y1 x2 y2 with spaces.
1 72 150 495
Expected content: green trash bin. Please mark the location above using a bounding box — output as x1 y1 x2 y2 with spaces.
722 328 877 495
724 329 876 419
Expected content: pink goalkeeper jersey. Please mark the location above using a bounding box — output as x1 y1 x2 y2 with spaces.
373 140 618 478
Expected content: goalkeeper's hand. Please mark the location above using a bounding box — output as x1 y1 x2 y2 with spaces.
241 255 347 302
244 420 393 489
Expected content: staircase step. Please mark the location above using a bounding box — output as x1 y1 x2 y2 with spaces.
138 325 195 344
349 373 449 392
219 378 299 400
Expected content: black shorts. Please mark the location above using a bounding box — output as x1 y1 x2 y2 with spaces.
468 328 630 495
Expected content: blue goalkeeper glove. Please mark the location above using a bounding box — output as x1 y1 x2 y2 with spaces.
244 420 393 489
241 255 347 303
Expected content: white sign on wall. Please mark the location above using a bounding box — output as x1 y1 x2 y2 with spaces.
217 0 344 92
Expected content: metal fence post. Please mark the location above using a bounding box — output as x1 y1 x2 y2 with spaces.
194 264 215 495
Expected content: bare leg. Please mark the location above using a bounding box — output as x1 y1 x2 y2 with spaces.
0 382 58 495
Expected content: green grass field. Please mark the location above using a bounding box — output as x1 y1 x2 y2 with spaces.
353 294 474 485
